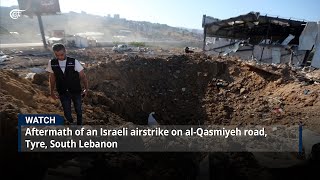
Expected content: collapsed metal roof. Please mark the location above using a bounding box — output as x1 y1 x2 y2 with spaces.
202 12 306 44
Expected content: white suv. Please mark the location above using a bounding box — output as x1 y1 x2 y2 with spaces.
112 44 132 52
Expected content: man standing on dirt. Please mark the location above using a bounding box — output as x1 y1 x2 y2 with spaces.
46 43 88 125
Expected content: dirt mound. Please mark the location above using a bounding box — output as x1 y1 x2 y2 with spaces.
0 70 38 108
0 70 39 137
0 70 126 138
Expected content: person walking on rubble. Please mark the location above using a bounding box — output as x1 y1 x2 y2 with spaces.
46 43 88 125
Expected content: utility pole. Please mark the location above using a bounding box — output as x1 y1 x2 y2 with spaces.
17 0 61 49
202 15 207 51
203 26 207 51
36 13 47 49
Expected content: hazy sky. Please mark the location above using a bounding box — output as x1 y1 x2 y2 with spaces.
1 0 319 29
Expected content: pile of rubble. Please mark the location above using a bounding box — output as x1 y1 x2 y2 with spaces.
1 50 320 179
1 50 319 142
81 52 320 129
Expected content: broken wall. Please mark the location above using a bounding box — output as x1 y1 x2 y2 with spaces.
205 39 306 65
252 45 305 65
310 22 320 68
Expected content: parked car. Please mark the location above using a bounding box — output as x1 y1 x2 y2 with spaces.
47 37 65 46
112 44 132 52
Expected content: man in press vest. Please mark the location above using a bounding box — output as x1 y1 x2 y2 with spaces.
46 43 88 125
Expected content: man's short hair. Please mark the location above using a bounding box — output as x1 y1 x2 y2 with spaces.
52 43 65 52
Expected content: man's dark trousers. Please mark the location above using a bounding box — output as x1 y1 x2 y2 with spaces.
59 92 82 125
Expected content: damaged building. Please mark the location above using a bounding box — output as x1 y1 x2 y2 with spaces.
202 12 320 68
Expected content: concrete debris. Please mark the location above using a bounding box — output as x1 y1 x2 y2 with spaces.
239 88 246 94
303 89 310 95
148 112 158 125
29 67 46 74
25 72 36 80
0 55 13 63
302 129 320 159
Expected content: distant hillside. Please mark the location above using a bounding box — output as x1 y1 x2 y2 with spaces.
0 6 202 44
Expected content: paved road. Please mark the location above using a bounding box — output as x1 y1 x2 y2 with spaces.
1 43 43 48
